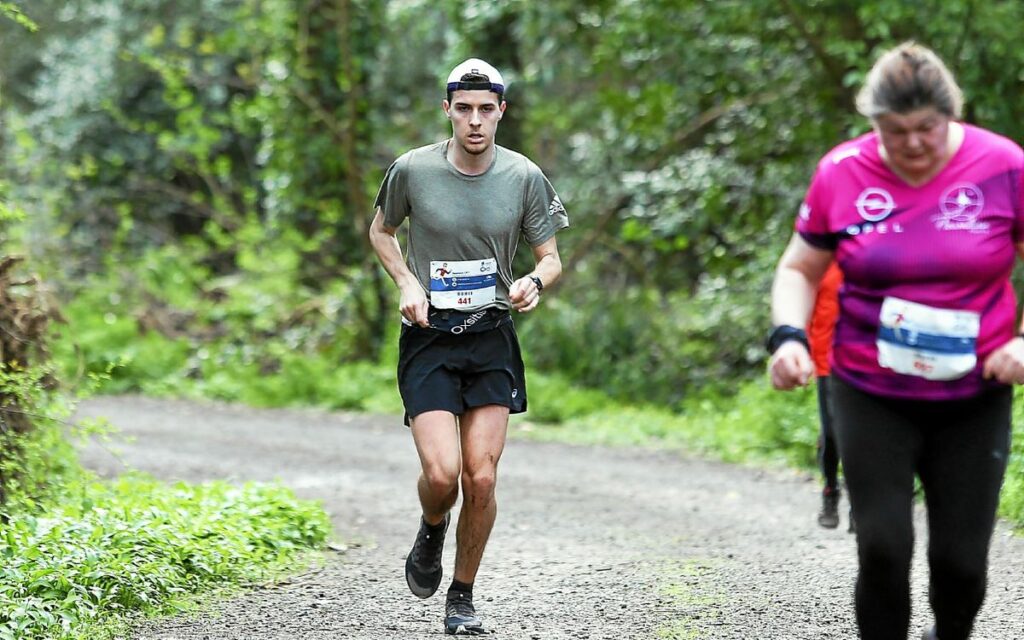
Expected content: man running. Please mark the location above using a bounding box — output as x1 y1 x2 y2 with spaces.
368 58 568 635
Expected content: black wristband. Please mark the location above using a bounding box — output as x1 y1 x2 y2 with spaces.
529 275 544 292
766 325 809 355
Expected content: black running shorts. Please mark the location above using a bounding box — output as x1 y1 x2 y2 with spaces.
397 319 527 425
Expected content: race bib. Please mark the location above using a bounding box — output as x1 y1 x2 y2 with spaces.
876 296 979 381
429 259 497 310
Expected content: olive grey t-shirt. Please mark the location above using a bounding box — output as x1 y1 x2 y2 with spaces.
374 140 569 312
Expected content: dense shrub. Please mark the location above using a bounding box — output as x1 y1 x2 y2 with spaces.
518 251 775 408
0 476 329 640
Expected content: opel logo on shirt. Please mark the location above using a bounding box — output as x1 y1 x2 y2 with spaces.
855 187 896 222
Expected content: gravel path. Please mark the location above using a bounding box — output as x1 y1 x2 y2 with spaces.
75 396 1024 640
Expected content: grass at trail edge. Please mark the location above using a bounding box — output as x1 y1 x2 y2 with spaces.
0 475 329 640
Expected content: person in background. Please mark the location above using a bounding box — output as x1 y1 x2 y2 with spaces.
808 262 848 531
767 42 1024 640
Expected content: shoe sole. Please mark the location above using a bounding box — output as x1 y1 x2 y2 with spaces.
405 557 442 598
445 623 486 635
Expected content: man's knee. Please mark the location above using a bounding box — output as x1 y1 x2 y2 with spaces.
461 467 497 503
423 462 461 497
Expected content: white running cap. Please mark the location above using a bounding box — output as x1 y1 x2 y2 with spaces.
446 58 505 96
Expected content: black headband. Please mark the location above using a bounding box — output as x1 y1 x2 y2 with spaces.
446 81 504 95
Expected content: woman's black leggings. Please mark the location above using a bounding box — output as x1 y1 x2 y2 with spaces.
830 377 1011 640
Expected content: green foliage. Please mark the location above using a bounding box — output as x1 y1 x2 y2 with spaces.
511 0 1024 400
519 260 772 407
518 377 819 469
0 367 94 513
0 254 335 640
0 2 36 31
9 0 1024 401
0 253 332 640
0 475 329 640
1 0 393 363
51 247 404 412
5 0 1024 563
521 370 616 424
1000 389 1024 530
175 346 401 413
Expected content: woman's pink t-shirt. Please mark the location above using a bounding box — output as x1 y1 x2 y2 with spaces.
796 124 1024 400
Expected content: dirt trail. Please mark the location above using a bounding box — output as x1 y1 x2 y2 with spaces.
76 396 1024 640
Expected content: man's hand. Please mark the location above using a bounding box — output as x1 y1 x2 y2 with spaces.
399 284 429 327
509 276 541 313
769 340 815 390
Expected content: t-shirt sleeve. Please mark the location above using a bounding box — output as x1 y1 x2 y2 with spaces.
522 163 569 246
795 164 837 251
373 154 411 229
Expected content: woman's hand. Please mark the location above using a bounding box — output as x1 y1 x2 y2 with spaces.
982 336 1024 384
769 340 815 390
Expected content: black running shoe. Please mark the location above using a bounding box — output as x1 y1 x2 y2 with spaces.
817 487 840 529
405 514 449 598
445 591 484 635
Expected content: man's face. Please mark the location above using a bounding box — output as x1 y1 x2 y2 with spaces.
443 90 506 156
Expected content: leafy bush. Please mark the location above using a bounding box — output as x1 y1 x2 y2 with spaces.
179 348 402 413
518 253 776 409
1000 390 1024 529
0 254 334 640
0 254 82 512
50 243 407 411
0 475 329 640
518 378 819 468
0 371 93 513
522 370 616 424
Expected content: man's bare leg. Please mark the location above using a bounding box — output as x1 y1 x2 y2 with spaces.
406 410 461 599
440 404 508 634
411 410 462 523
452 404 509 583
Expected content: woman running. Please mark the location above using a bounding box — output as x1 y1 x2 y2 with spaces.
767 42 1024 640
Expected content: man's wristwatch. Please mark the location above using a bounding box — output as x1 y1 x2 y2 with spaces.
529 275 544 292
766 324 809 355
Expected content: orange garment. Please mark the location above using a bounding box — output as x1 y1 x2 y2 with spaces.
808 263 842 377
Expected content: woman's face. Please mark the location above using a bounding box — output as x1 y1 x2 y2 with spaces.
873 107 952 183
